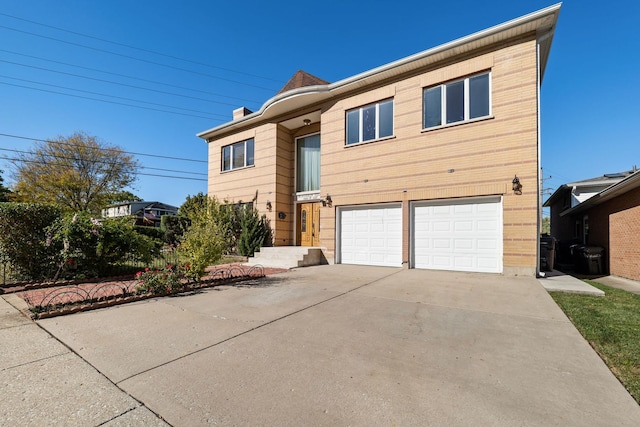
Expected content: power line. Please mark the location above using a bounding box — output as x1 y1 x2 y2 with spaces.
0 12 283 84
2 155 207 182
0 58 243 110
0 24 278 92
0 74 228 117
0 80 225 121
0 147 207 176
0 48 263 105
0 132 208 164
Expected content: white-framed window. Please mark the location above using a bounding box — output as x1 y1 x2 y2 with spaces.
423 72 491 129
222 138 254 171
346 98 394 145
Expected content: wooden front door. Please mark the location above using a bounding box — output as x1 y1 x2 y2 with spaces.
298 202 321 246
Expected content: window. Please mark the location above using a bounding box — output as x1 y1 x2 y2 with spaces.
222 138 254 171
423 72 490 129
296 134 320 192
346 99 394 145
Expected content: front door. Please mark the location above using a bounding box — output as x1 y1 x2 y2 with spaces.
298 202 321 246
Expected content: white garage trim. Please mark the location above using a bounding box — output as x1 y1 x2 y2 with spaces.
411 196 503 273
337 203 402 267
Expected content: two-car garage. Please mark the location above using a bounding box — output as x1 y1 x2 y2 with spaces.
338 196 503 273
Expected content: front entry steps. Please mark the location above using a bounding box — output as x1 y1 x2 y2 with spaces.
244 246 329 269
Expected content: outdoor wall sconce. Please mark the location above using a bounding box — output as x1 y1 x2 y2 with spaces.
322 194 333 207
303 119 311 126
512 175 522 195
266 200 272 211
278 212 286 220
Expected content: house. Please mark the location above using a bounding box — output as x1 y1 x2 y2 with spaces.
101 201 178 227
197 4 561 276
544 168 640 280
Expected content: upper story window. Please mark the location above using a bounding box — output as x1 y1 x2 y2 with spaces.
222 138 254 171
346 99 394 145
423 72 491 129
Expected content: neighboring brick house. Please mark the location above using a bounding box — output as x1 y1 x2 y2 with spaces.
102 201 178 227
545 169 640 281
197 4 561 276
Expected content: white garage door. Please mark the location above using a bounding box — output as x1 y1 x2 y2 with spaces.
412 196 503 273
339 204 402 267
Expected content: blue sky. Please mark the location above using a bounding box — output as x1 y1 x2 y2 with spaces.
1 1 638 211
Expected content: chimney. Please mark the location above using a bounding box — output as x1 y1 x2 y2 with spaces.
233 107 253 120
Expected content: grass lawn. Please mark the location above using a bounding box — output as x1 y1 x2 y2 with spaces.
550 280 640 404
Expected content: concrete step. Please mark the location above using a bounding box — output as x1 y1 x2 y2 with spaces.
245 246 328 269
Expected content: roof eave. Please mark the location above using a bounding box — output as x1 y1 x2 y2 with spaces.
197 3 561 141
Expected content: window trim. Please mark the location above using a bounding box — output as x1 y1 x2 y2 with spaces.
345 98 394 146
221 138 254 172
422 71 491 131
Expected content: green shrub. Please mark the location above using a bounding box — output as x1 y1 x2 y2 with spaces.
48 213 159 278
238 208 273 256
135 264 186 294
176 197 229 280
161 215 191 245
134 225 165 241
0 203 63 280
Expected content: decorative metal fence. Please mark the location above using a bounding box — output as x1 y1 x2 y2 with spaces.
20 264 266 319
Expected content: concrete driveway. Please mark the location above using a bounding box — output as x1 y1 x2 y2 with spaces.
35 265 640 426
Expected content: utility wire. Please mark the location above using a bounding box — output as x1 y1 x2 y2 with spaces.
0 81 225 121
0 132 208 164
0 59 245 109
0 12 283 84
0 48 262 105
0 147 207 176
0 74 228 117
0 24 278 92
2 155 207 182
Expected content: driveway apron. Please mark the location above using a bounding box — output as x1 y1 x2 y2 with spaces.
37 265 640 426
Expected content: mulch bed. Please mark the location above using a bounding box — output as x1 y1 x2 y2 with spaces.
9 264 288 319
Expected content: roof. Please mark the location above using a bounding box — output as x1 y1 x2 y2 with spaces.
277 70 329 95
105 201 179 211
197 3 561 141
543 169 637 207
558 170 640 217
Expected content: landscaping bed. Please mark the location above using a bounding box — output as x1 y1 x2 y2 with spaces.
15 264 287 319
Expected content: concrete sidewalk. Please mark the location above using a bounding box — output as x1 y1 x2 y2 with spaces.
6 265 635 426
0 295 168 426
537 270 605 295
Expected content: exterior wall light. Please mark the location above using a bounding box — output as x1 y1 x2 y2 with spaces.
266 200 272 211
303 119 311 126
512 175 522 195
323 194 332 207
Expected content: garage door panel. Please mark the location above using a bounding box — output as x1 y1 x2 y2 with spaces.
340 205 402 267
413 197 502 273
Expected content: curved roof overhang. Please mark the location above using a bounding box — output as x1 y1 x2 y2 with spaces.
198 3 561 141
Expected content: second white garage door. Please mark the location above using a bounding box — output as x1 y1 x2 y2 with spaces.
339 204 402 267
412 196 503 273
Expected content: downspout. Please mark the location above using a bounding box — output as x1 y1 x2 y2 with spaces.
536 37 543 277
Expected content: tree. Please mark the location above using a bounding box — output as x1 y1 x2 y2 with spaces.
11 132 140 214
179 192 209 220
105 190 142 204
0 170 11 202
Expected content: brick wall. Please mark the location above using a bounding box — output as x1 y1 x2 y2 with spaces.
587 186 640 280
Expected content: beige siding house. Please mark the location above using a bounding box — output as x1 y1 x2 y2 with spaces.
198 4 561 276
